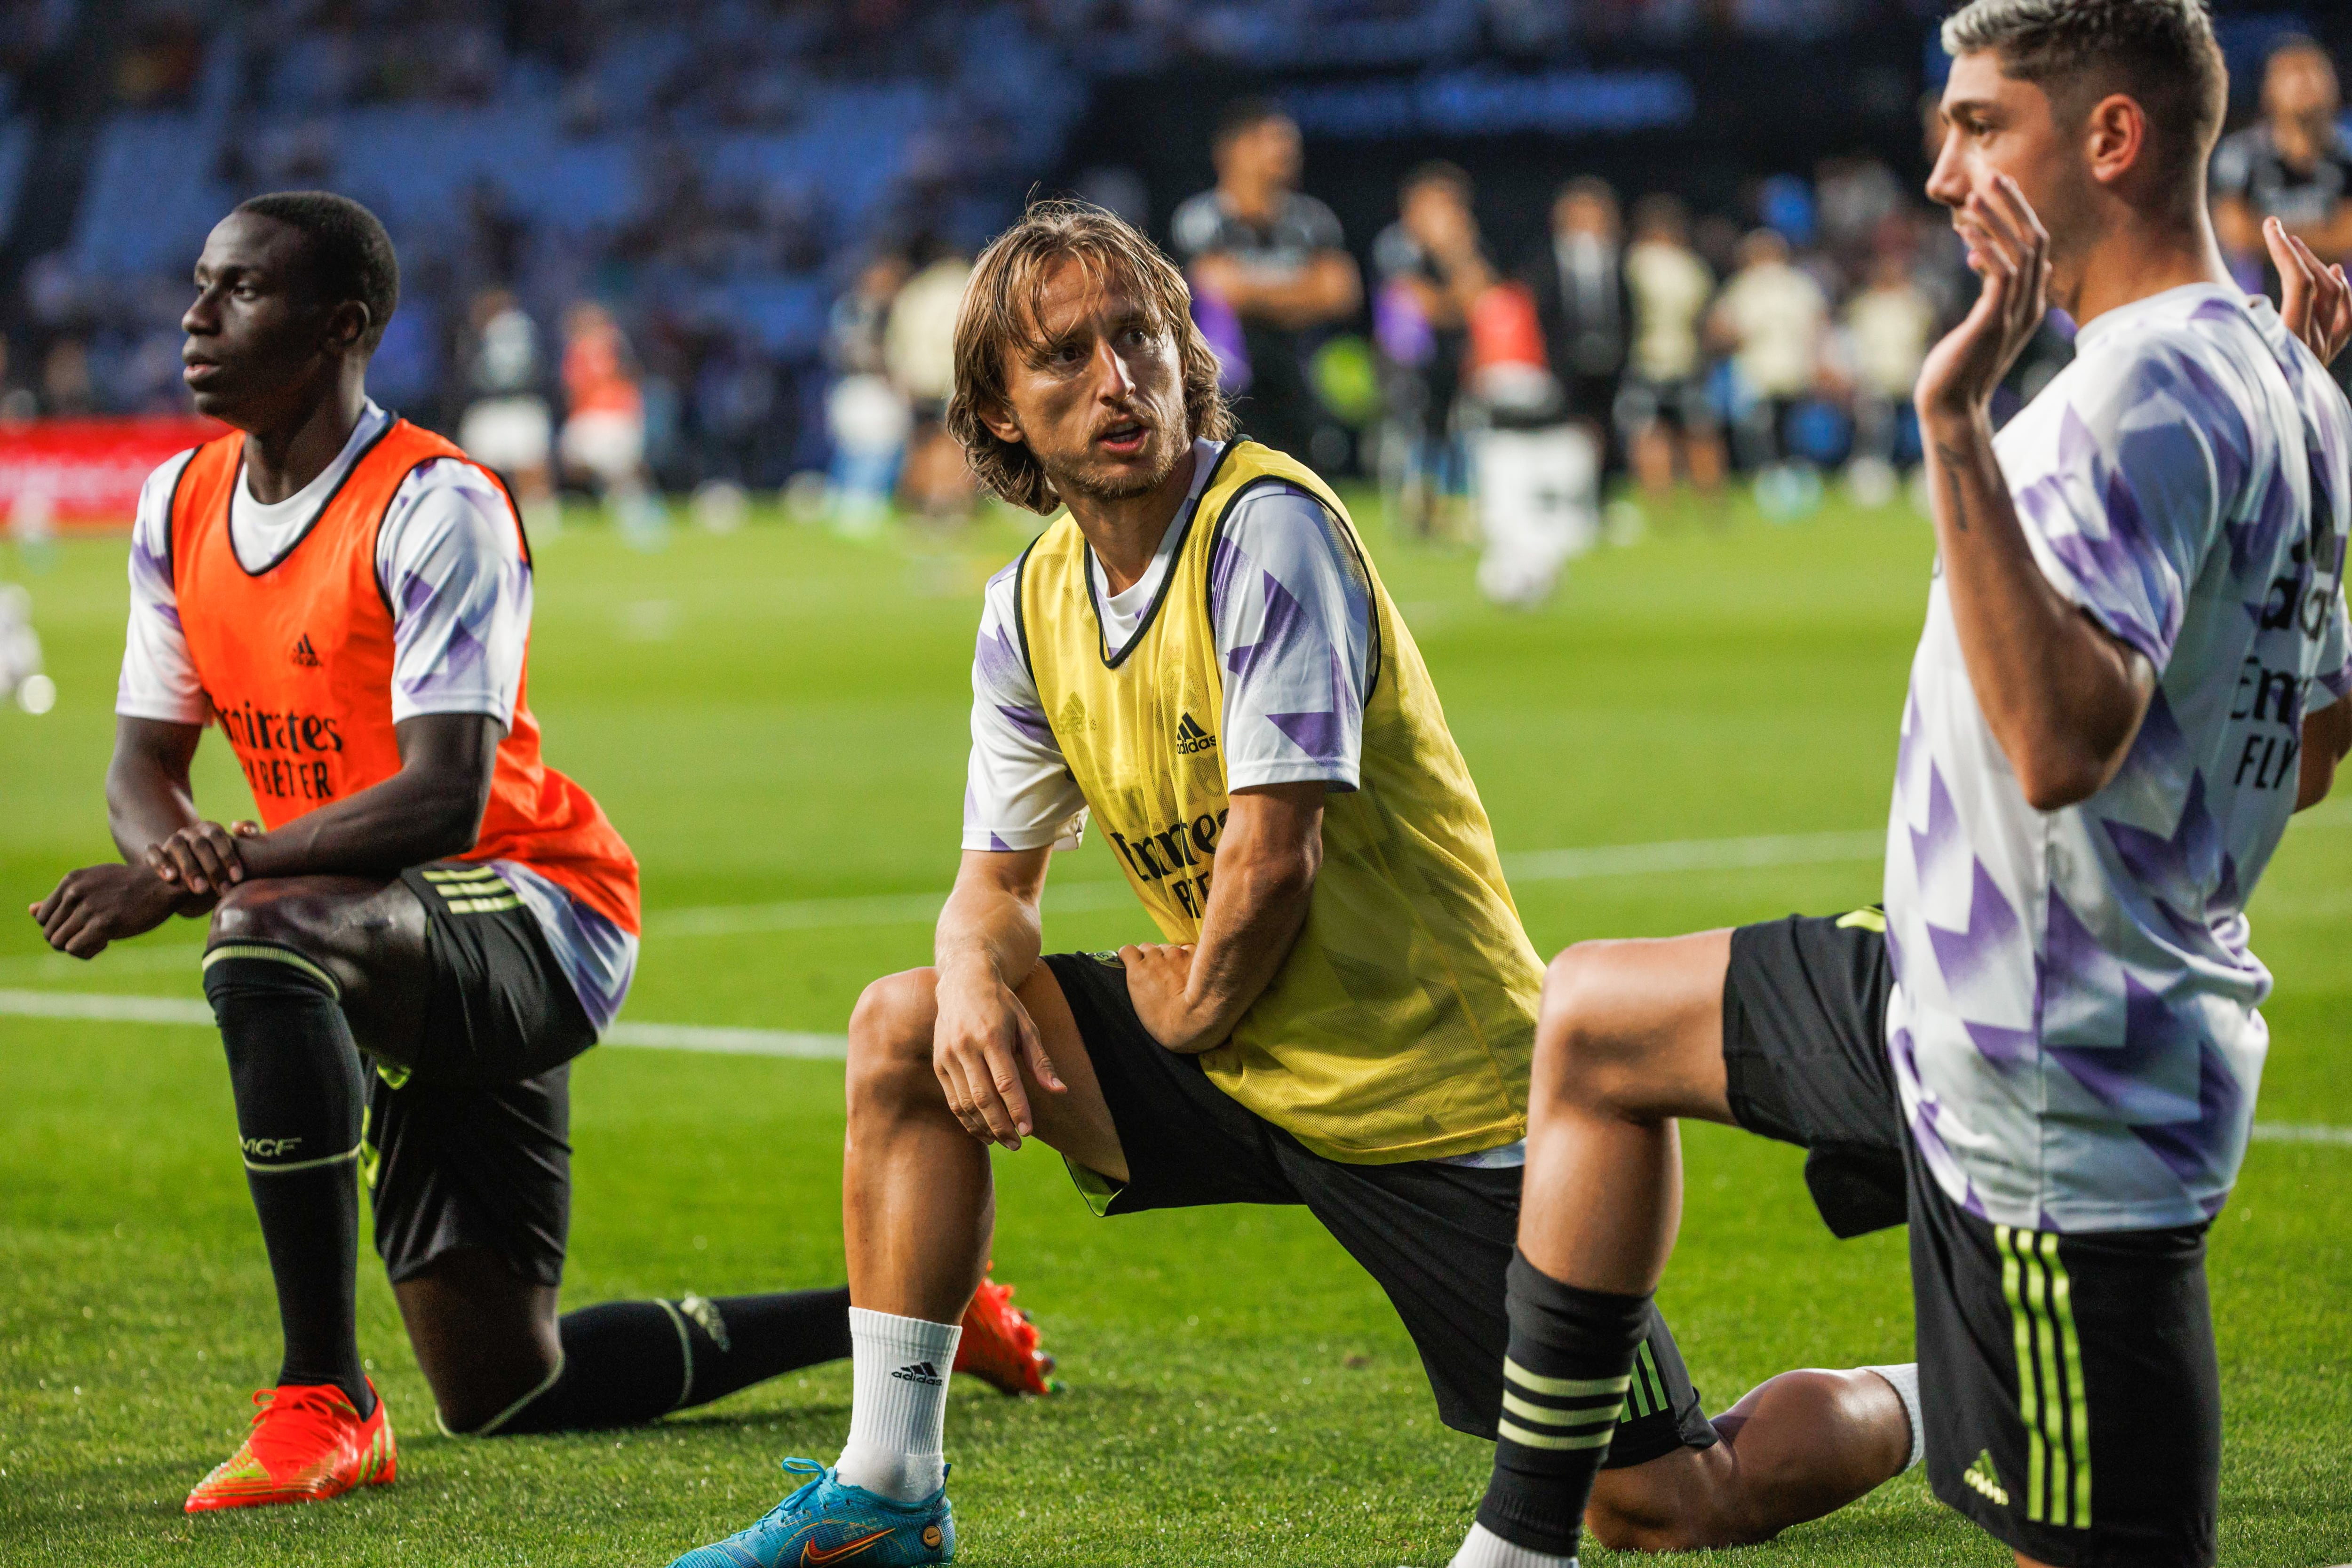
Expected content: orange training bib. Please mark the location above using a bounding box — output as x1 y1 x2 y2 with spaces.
167 419 640 933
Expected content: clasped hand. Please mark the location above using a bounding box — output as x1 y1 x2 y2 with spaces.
1119 941 1222 1055
27 819 258 959
931 964 1066 1150
30 863 184 959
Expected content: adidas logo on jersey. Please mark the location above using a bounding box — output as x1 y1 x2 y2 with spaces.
1175 712 1217 756
1962 1449 2009 1507
290 634 323 669
890 1361 944 1386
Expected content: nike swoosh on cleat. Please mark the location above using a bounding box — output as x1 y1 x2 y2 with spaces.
802 1528 895 1565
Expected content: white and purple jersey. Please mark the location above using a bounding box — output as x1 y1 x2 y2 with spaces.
963 438 1373 852
1887 285 2352 1233
118 401 637 1035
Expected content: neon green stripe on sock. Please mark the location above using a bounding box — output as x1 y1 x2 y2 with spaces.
202 942 341 1000
1502 1358 1630 1399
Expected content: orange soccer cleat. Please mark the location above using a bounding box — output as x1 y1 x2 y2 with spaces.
184 1381 397 1512
953 1267 1057 1397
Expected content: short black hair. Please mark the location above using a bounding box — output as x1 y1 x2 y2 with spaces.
1555 175 1619 211
1401 159 1472 201
233 190 401 353
1941 0 2226 187
1213 97 1291 155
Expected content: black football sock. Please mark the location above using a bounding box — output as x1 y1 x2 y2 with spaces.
203 944 373 1417
484 1287 853 1434
1473 1250 1653 1560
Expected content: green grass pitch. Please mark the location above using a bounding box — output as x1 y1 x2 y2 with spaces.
2 491 2347 1566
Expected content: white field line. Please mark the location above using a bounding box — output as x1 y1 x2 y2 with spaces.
2252 1122 2352 1147
645 810 2348 939
0 987 848 1059
8 988 2351 1145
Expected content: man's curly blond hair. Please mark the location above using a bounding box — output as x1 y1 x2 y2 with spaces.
947 200 1234 515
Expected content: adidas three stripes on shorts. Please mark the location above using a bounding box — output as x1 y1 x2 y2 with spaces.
363 862 601 1289
1722 911 2224 1568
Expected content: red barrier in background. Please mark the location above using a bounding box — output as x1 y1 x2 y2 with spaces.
0 417 229 532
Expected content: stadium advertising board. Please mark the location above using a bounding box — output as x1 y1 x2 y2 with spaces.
0 416 227 532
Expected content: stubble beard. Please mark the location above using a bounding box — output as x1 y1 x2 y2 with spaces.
1052 420 1187 506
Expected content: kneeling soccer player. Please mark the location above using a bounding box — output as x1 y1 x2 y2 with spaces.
29 192 1049 1514
1445 7 2352 1567
666 200 1919 1568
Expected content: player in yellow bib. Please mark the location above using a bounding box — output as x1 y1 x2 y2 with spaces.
666 202 1917 1568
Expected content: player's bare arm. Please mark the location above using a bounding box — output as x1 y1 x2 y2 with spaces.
148 712 502 894
1194 249 1362 330
1121 780 1322 1054
1916 172 2156 810
2299 698 2352 811
931 846 1066 1148
32 712 503 960
28 717 209 957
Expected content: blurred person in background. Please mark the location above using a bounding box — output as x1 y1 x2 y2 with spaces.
826 250 914 532
1172 99 1361 467
2214 34 2352 380
1839 246 1938 507
1616 194 1726 502
1525 177 1630 520
885 238 977 523
458 289 559 537
1710 228 1830 501
41 336 97 415
0 581 49 714
1463 273 1589 609
559 300 666 547
0 333 33 423
1371 160 1492 540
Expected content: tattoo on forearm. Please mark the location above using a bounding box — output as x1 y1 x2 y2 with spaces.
1933 441 1971 533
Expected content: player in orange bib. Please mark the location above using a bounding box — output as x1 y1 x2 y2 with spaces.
29 193 1049 1514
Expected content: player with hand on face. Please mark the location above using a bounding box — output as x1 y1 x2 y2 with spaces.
1440 4 2352 1567
667 201 1927 1568
29 192 1050 1516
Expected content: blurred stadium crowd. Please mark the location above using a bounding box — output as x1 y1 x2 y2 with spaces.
0 1 2348 535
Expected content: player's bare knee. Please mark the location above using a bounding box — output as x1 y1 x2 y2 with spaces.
207 878 335 955
846 969 943 1111
1536 942 1649 1113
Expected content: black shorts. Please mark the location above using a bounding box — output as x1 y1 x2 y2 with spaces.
362 864 599 1288
1723 912 2223 1568
1042 951 1717 1467
1614 374 1716 436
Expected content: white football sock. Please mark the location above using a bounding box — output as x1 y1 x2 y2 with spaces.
1447 1521 1577 1568
835 1307 961 1502
1863 1362 1924 1470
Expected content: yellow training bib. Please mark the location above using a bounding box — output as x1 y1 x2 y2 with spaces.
1017 441 1541 1162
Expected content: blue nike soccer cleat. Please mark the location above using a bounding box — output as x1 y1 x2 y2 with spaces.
666 1457 954 1568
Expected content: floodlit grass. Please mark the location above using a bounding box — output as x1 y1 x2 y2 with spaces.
2 489 2346 1566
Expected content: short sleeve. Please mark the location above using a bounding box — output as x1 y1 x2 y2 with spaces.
1209 485 1373 792
963 564 1089 852
116 449 209 725
1371 223 1422 284
2009 340 2232 672
1169 192 1224 263
379 460 531 725
1293 194 1345 252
